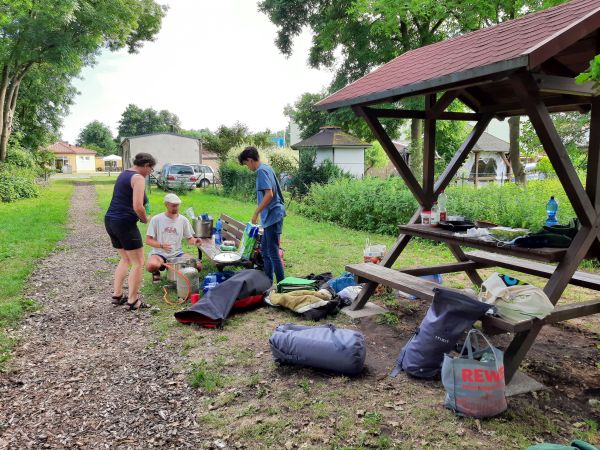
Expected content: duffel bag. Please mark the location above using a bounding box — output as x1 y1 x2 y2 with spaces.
391 287 491 379
269 323 366 375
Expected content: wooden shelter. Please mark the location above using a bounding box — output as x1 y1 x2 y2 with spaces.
316 0 600 383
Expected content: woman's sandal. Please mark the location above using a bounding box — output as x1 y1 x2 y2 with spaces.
111 294 128 305
126 296 152 311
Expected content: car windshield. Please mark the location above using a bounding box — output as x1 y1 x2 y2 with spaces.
170 165 193 175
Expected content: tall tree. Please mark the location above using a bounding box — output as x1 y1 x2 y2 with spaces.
0 0 166 161
77 121 116 156
117 104 181 138
12 65 78 151
261 0 567 183
204 122 249 162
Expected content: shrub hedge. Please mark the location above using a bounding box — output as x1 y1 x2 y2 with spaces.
296 176 575 235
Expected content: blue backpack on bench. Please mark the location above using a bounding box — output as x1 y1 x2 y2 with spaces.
391 287 491 379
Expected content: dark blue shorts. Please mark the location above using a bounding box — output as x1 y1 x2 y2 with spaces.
104 216 143 251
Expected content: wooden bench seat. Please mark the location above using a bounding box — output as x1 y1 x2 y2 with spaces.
197 214 262 271
345 262 600 334
466 250 600 290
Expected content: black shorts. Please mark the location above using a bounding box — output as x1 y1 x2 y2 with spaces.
104 216 143 251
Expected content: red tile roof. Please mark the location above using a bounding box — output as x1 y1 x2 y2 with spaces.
317 0 600 111
49 141 97 155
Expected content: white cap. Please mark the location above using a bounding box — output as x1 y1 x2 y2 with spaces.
164 193 182 205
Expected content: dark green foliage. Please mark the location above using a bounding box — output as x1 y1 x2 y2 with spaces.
77 121 117 156
219 160 256 201
117 104 181 138
288 150 349 198
297 177 575 235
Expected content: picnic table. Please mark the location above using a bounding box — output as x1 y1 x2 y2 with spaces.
312 0 600 384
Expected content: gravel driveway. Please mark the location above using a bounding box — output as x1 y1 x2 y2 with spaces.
0 182 201 449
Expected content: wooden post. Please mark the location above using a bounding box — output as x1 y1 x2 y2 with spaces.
474 152 480 187
423 94 436 206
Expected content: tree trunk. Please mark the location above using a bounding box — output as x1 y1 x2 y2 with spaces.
0 67 28 162
508 116 526 184
409 118 423 181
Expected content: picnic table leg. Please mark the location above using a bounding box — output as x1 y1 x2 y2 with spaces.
349 233 413 310
503 226 597 383
446 243 483 286
350 209 421 310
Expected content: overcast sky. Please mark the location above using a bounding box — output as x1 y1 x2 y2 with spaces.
60 0 334 143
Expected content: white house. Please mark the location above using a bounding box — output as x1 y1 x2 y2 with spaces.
121 133 202 170
291 126 370 178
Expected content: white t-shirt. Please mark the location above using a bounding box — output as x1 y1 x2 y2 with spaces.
147 212 194 259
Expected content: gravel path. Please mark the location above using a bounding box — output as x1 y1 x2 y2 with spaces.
0 182 201 449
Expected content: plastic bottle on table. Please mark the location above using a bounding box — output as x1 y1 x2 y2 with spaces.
431 202 440 226
546 196 559 226
215 218 223 245
438 190 448 222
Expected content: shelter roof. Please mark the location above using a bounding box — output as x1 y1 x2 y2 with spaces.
291 126 371 149
473 131 510 153
49 141 97 155
317 0 600 114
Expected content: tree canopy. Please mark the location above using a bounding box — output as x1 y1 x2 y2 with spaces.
117 104 180 138
77 121 116 156
0 0 167 160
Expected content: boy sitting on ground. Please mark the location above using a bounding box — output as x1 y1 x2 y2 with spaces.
145 193 202 283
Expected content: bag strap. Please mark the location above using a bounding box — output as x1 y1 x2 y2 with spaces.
459 329 501 370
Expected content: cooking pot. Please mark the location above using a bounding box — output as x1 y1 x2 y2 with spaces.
193 218 213 238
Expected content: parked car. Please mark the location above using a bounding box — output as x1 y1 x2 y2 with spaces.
156 163 197 191
189 164 215 188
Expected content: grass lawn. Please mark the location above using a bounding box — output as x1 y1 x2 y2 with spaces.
0 180 74 368
91 181 600 449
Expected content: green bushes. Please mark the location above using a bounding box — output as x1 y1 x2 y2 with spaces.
219 160 256 200
297 177 574 235
0 158 39 203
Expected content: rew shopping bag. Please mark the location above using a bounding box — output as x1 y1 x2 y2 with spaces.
442 329 507 418
364 238 386 263
479 273 554 322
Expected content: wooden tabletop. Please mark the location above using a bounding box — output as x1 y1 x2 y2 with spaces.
398 224 567 263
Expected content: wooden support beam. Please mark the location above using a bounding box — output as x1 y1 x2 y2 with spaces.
586 97 600 259
366 108 480 121
543 225 599 304
447 243 483 286
586 97 600 211
400 260 490 276
483 94 592 116
533 74 596 96
423 94 436 204
511 72 596 227
540 58 578 78
434 115 492 196
429 91 459 118
355 106 426 206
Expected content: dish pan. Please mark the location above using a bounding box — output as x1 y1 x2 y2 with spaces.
437 220 476 232
213 252 242 263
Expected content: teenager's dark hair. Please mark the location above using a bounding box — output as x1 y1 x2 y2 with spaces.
133 152 156 167
238 146 260 164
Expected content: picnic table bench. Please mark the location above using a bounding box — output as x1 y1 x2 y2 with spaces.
347 224 600 383
196 214 262 271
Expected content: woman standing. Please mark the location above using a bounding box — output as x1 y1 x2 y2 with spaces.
104 152 156 310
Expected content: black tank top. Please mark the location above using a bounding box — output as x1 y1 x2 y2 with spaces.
105 170 147 222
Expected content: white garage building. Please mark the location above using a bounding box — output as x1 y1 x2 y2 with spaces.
121 133 202 170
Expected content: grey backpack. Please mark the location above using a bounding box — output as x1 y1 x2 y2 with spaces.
269 323 366 375
391 287 491 379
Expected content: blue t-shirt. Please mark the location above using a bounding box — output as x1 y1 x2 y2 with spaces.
256 163 285 228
